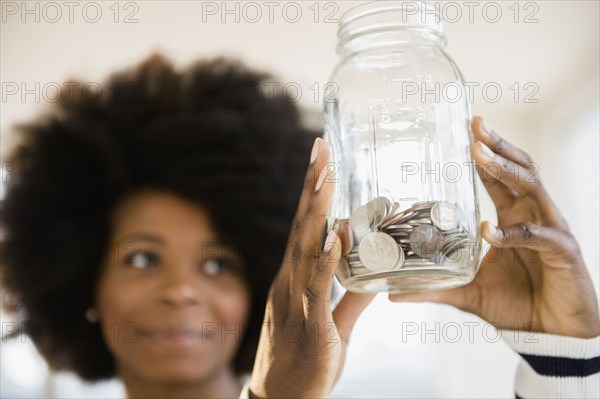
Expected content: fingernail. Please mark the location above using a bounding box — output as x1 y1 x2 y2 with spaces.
324 230 337 252
482 120 493 137
487 223 498 236
310 138 320 164
315 164 329 192
479 142 494 158
343 223 354 254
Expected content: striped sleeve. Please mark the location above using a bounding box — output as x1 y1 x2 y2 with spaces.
500 329 600 398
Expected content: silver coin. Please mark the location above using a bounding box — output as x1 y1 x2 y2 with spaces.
381 201 401 224
389 201 401 216
377 196 393 215
412 200 436 209
409 225 443 259
408 218 434 225
431 201 459 231
386 225 413 231
382 207 419 226
442 233 468 244
443 237 470 256
349 203 376 236
385 233 411 240
442 245 470 267
381 214 407 228
393 244 406 269
387 232 412 238
442 240 463 253
358 232 400 272
413 206 433 213
441 228 463 236
370 197 391 228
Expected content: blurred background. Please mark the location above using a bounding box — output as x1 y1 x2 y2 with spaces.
1 0 598 397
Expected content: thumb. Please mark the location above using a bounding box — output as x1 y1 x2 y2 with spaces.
388 284 474 314
332 291 376 344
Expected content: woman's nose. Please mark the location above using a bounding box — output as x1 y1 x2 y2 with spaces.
158 264 204 307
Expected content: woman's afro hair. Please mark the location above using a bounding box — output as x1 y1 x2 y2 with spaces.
0 52 321 381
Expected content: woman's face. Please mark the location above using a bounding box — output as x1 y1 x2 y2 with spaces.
95 189 251 384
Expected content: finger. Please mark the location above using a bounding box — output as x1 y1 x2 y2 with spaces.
276 138 329 292
335 221 353 257
472 116 569 229
293 137 329 226
472 116 534 169
472 141 568 228
332 291 376 345
482 221 581 267
472 140 542 197
474 162 517 211
289 146 338 308
302 230 342 319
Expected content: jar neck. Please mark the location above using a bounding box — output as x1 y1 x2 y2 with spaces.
336 1 447 57
337 28 447 56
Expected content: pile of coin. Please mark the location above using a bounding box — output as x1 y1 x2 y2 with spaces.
337 198 470 276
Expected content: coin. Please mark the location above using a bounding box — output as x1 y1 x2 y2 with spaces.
408 218 434 225
409 224 443 258
386 209 419 225
379 200 400 225
370 197 391 228
394 244 406 269
349 203 376 239
443 237 470 256
358 232 400 272
383 223 413 231
412 200 436 209
343 198 471 274
389 201 400 216
377 196 393 214
431 201 459 231
442 245 470 268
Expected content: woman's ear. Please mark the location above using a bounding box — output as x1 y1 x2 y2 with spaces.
85 307 99 323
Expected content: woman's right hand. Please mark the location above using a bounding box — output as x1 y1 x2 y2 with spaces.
247 138 375 399
389 116 600 339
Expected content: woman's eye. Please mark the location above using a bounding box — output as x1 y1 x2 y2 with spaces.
124 251 159 269
202 258 233 276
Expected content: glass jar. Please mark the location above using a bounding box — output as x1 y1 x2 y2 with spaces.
323 1 482 294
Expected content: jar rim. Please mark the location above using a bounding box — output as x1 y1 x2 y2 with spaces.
338 1 444 37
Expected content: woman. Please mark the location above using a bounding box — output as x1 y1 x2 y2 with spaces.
1 53 598 398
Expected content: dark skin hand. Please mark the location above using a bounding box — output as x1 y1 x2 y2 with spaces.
248 138 376 399
390 116 600 339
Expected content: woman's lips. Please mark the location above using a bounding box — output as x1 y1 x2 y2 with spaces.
143 329 206 348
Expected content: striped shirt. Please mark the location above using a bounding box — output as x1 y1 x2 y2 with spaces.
501 329 600 398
